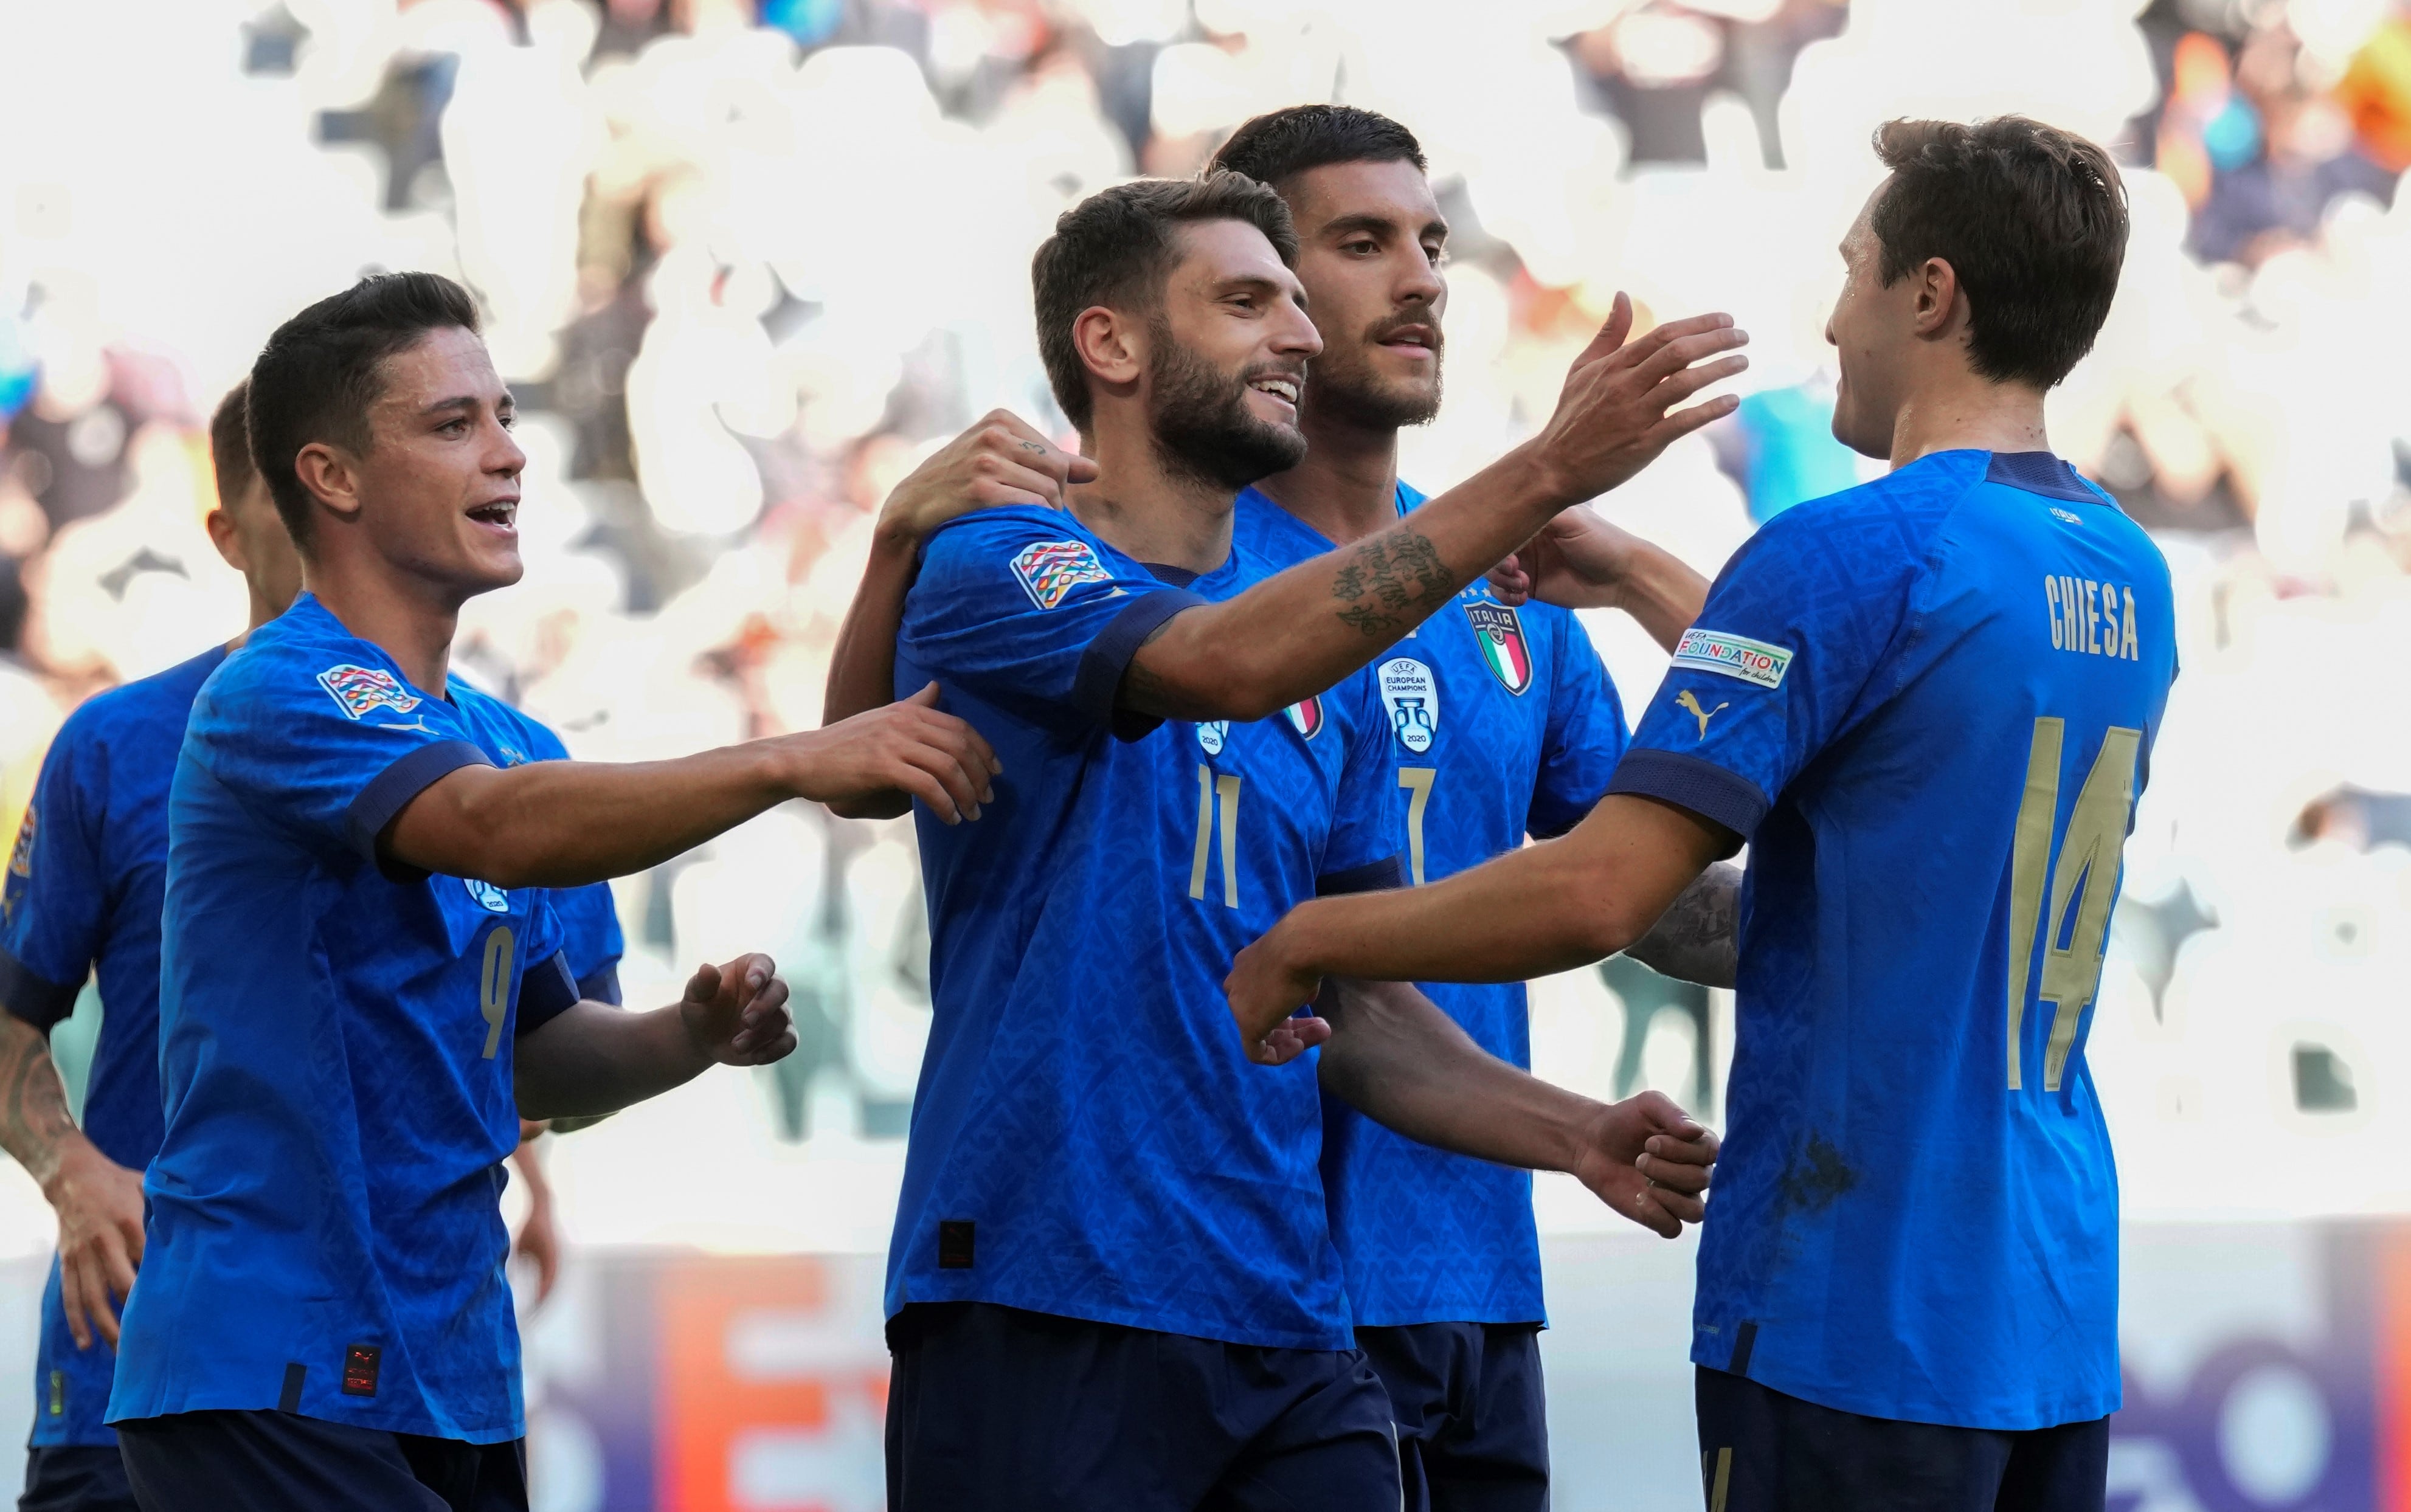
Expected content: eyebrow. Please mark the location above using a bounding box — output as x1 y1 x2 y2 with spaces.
418 392 513 419
1319 212 1450 243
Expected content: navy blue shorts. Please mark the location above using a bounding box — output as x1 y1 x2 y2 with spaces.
19 1445 135 1512
1356 1322 1549 1512
885 1302 1400 1511
113 1411 525 1512
1695 1367 2108 1512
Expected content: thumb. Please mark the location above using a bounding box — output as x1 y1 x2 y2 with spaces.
684 961 723 1003
1574 291 1634 367
1064 453 1101 485
904 681 941 708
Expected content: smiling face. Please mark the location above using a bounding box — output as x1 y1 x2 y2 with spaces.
1140 217 1323 489
340 326 528 598
1279 157 1447 430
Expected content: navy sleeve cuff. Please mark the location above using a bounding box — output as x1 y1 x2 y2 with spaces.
1607 749 1766 846
575 962 623 1007
346 739 494 875
516 951 582 1038
1071 589 1209 742
0 946 80 1032
1316 854 1408 896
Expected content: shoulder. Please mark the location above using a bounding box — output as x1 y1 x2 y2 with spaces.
1727 451 1990 586
921 505 1109 566
914 506 1124 599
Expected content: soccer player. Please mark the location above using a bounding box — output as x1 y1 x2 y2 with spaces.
100 275 998 1512
1203 104 1741 1510
823 173 1743 1509
1229 117 2166 1512
0 379 624 1512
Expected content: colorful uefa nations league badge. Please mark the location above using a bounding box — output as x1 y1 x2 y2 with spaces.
317 664 423 720
1378 658 1438 754
1462 602 1534 695
1009 539 1116 611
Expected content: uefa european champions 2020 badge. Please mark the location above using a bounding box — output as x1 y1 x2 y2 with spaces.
1196 720 1230 756
1378 658 1438 754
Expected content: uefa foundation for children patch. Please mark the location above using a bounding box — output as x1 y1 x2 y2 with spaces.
1672 628 1791 690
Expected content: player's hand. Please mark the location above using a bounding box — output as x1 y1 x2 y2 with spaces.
47 1142 147 1350
1489 506 1650 610
1568 1091 1718 1239
1521 294 1748 508
877 409 1098 544
678 953 798 1067
1225 922 1332 1066
784 682 1001 823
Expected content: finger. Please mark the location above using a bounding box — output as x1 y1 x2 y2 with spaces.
903 681 942 709
740 975 792 1024
1644 352 1752 410
1654 1189 1707 1224
1636 1153 1713 1195
99 1231 136 1316
1571 291 1634 367
682 961 722 1004
902 743 984 822
910 710 1000 800
992 414 1099 487
913 697 1001 776
60 1262 92 1351
1642 393 1745 449
1628 325 1750 390
121 1209 145 1269
1608 309 1738 372
1627 1187 1681 1239
742 1027 799 1064
888 763 961 823
1643 1128 1718 1165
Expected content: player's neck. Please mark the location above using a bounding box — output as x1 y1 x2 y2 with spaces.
1885 370 2050 471
301 561 461 697
1254 412 1400 545
1065 423 1236 574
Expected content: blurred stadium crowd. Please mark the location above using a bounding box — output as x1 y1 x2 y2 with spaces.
1 0 2410 1232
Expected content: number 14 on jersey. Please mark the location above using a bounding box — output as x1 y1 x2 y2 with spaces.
2006 717 2142 1093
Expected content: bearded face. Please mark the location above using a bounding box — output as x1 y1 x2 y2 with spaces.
1143 316 1309 492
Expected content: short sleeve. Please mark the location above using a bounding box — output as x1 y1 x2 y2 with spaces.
1525 611 1628 840
1607 508 1919 841
558 882 624 1004
190 647 491 871
514 894 578 1037
0 729 106 1030
899 509 1206 742
1317 671 1408 895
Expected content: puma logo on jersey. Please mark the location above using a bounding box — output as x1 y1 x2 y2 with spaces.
1677 689 1728 738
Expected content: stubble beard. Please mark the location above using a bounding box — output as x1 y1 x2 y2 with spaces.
1144 323 1309 493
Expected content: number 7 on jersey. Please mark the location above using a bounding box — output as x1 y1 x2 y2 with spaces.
2005 717 2142 1092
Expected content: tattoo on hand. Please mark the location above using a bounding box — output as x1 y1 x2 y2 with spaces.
1330 527 1455 638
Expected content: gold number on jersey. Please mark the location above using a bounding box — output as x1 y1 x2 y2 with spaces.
480 923 516 1060
1397 767 1437 885
1188 766 1241 909
2006 719 2142 1091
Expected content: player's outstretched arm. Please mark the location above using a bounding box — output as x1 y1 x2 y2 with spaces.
516 953 795 1121
1119 298 1747 722
0 1013 144 1348
385 684 999 889
1621 862 1742 989
1486 506 1712 654
822 412 1097 766
1312 979 1717 1238
1226 794 1730 1052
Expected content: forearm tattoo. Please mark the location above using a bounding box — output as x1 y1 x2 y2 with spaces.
1330 526 1455 638
1624 862 1742 989
0 1017 75 1187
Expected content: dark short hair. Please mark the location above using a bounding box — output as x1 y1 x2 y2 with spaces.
247 272 482 543
207 380 256 512
1032 174 1298 432
1869 116 2127 389
1208 104 1427 188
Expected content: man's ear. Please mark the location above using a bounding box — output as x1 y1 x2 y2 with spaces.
204 508 247 573
291 443 364 524
1911 256 1963 340
1071 304 1145 396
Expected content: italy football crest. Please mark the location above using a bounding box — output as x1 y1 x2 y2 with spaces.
1464 602 1534 696
1283 696 1324 741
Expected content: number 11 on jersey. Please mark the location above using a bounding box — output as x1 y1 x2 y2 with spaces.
2005 717 2142 1092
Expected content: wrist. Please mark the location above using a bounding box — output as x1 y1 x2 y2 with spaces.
1498 440 1582 519
37 1135 100 1205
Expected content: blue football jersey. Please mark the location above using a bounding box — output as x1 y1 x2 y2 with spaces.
109 595 581 1443
1234 484 1627 1327
1606 451 2178 1429
888 505 1404 1351
1 647 224 1445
